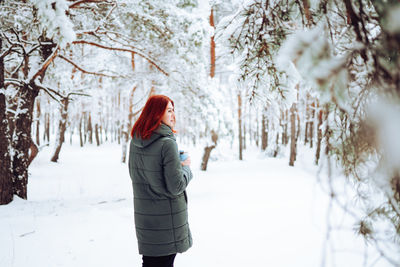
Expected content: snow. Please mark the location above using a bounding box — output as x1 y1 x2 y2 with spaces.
385 5 400 34
368 98 400 186
0 139 393 267
31 0 76 48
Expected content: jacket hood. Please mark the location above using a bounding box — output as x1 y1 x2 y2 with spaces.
132 123 175 148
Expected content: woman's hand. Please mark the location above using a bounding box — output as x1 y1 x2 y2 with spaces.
181 156 191 166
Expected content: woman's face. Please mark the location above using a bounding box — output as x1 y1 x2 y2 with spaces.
161 101 176 129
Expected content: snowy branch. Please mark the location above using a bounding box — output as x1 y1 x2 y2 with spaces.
71 40 169 76
4 78 23 87
93 2 117 33
68 0 111 9
0 44 17 59
0 33 19 58
28 45 60 83
34 84 62 103
58 55 124 78
66 92 91 98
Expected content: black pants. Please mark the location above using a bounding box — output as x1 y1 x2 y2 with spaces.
142 254 176 267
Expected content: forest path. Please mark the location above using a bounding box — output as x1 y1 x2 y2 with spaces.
0 143 387 267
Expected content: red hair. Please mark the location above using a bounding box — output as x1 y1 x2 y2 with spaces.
131 95 174 139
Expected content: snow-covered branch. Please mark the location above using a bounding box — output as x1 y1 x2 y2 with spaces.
93 2 117 32
58 54 125 78
68 0 111 9
28 45 60 83
72 40 169 76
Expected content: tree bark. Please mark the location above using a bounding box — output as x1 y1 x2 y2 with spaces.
28 143 38 166
95 123 100 146
0 38 14 205
210 7 216 78
35 99 41 146
243 118 247 150
255 107 259 147
201 145 216 171
69 121 73 145
12 84 39 199
261 113 268 151
121 125 129 163
87 113 93 144
309 100 315 148
301 0 314 26
296 113 301 142
324 104 331 156
122 86 137 163
282 109 289 145
51 97 69 162
83 111 87 144
273 131 279 158
315 103 323 165
79 115 83 147
238 93 243 160
44 111 50 142
304 99 309 145
199 6 218 170
289 103 297 166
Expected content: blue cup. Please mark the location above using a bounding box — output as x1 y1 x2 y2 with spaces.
179 150 188 161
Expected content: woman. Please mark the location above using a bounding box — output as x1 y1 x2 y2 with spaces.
128 95 193 267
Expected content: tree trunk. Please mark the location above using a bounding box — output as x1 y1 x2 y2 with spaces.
324 104 331 156
255 108 259 147
95 123 100 146
249 107 252 146
289 103 297 166
282 109 289 145
28 143 38 166
44 111 50 142
12 84 39 199
122 86 136 163
201 6 218 170
261 113 268 151
87 113 93 144
273 131 279 158
0 38 14 205
201 145 216 171
309 100 315 148
301 0 314 26
51 98 69 162
315 104 323 165
238 93 243 160
83 111 87 144
69 119 74 145
117 125 121 145
210 7 216 78
121 125 129 163
99 125 103 144
117 91 121 145
296 113 301 142
304 122 309 145
79 115 83 147
35 99 40 146
243 118 247 150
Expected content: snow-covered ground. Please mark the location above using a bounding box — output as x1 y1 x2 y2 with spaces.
0 140 392 267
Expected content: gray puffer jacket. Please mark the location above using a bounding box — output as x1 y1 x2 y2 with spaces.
128 123 193 256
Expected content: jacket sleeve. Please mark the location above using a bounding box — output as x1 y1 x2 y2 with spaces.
161 138 193 196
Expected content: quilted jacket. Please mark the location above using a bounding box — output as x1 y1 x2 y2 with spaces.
128 123 193 256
